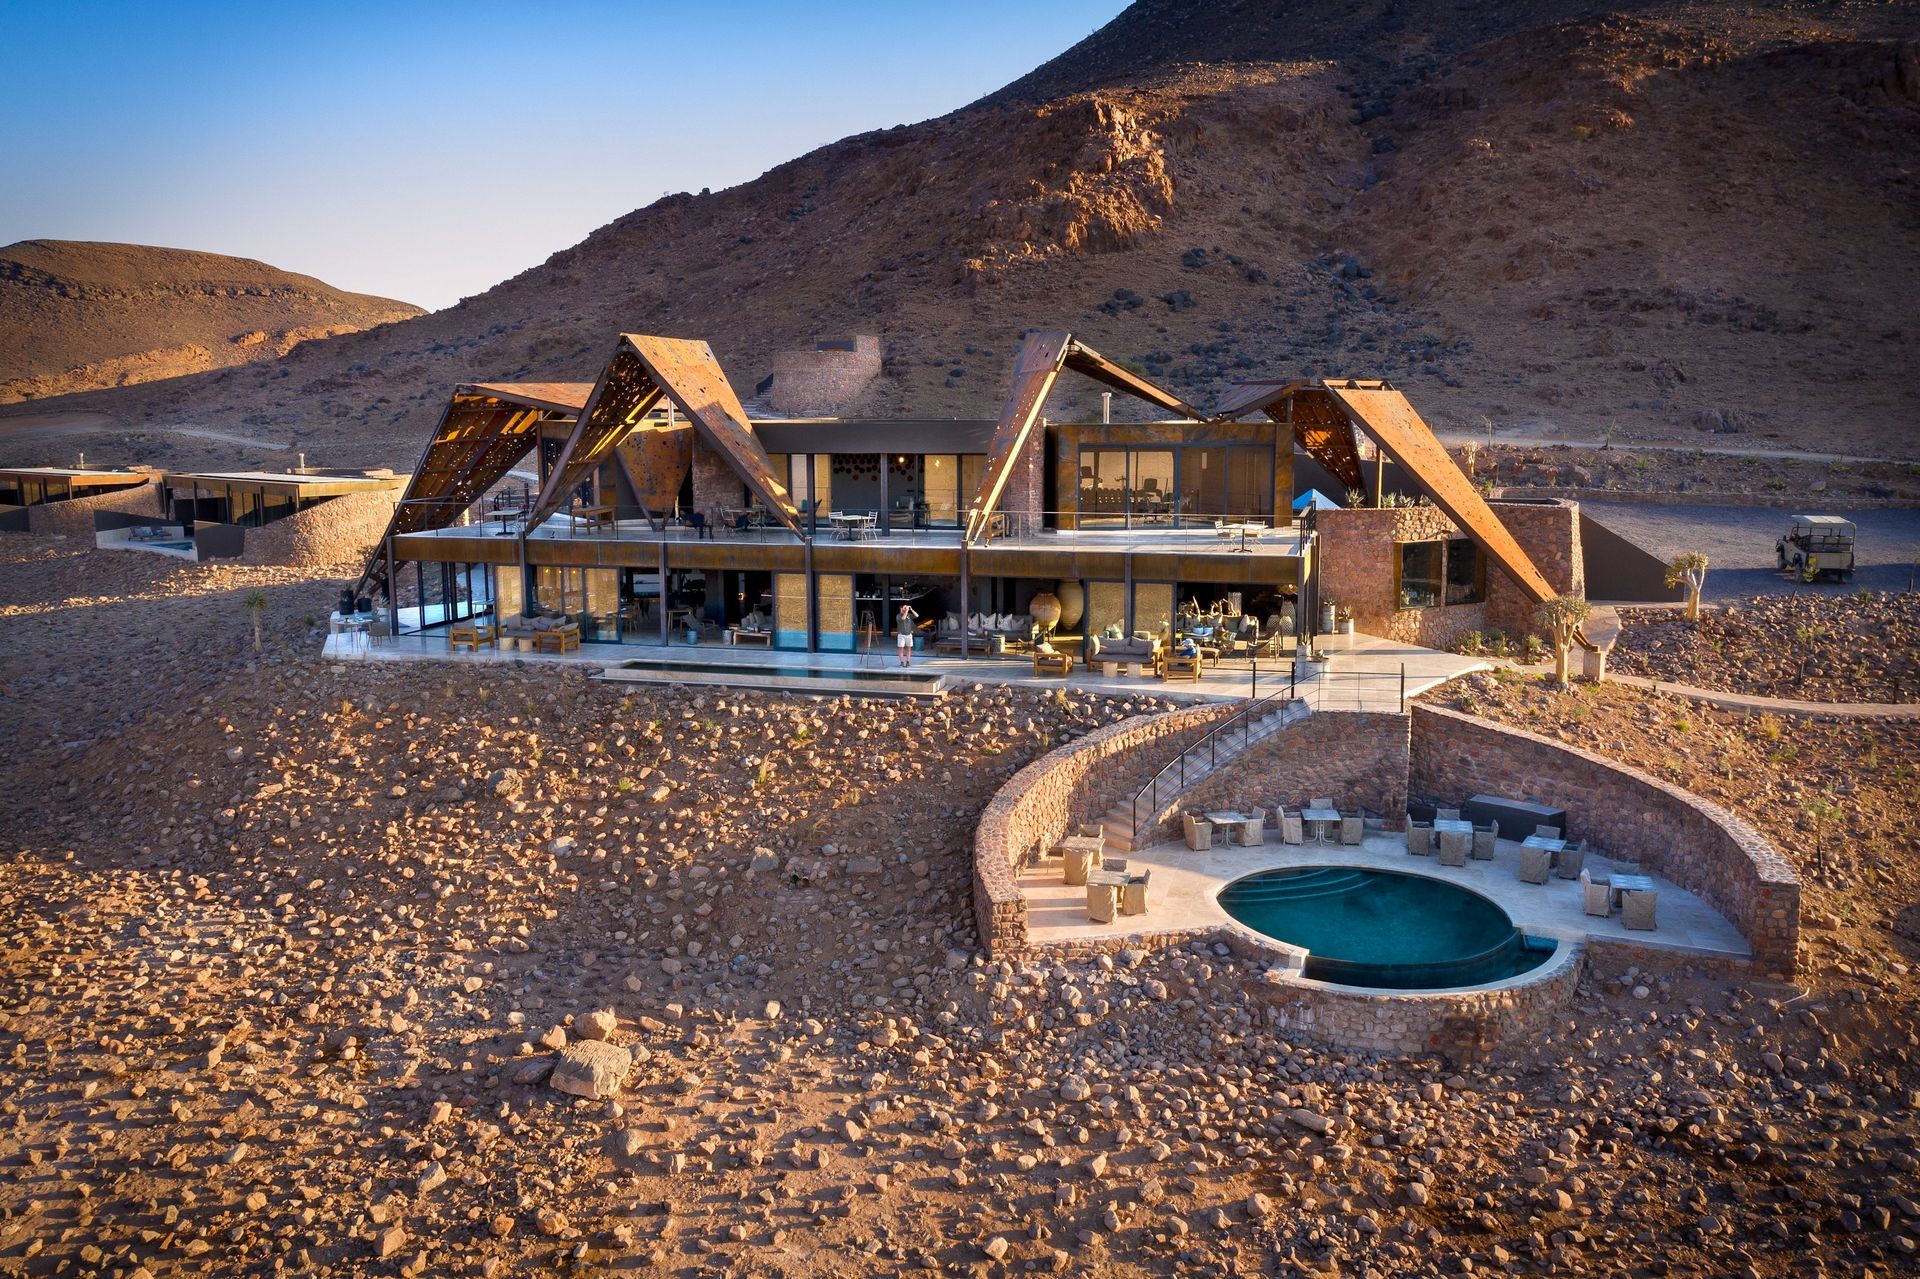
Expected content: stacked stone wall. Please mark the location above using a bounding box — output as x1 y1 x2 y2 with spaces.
24 482 162 537
766 336 881 415
1248 942 1587 1059
1408 703 1799 979
1151 711 1409 840
238 489 398 568
691 439 746 518
972 703 1236 956
1316 499 1581 647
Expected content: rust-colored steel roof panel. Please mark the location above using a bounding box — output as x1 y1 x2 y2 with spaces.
1208 379 1298 420
461 382 594 414
1282 388 1366 495
525 346 665 530
621 334 800 535
615 425 691 515
1320 383 1557 604
966 331 1206 541
966 330 1070 542
521 336 800 537
1061 340 1206 419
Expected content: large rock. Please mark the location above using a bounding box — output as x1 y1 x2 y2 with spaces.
550 1041 632 1100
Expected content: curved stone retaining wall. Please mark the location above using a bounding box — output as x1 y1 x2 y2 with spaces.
972 703 1234 956
1249 941 1587 1059
1408 703 1800 979
24 481 161 537
239 489 398 568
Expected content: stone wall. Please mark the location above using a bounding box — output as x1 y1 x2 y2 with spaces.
1316 499 1582 647
1153 711 1409 840
972 703 1236 956
1249 941 1587 1060
766 335 881 415
1408 704 1800 979
237 488 398 568
25 481 162 537
691 439 745 517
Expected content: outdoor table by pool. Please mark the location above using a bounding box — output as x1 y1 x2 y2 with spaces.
1085 868 1129 889
1522 834 1567 851
1608 872 1656 907
1302 807 1341 843
1205 811 1260 845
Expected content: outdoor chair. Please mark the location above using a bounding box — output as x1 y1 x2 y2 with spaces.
1121 872 1150 916
1534 823 1562 840
1471 823 1496 860
1339 813 1363 845
1062 841 1098 886
1311 795 1335 812
1438 831 1468 867
1405 821 1433 855
1553 839 1587 880
1183 813 1213 852
1239 813 1265 846
1078 823 1104 840
1086 884 1118 924
1436 807 1461 822
1580 870 1611 918
1518 846 1551 884
1280 809 1304 846
1622 889 1658 931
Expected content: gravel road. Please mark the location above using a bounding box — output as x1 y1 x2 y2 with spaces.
1582 502 1920 600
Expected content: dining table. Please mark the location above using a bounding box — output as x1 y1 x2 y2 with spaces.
1607 872 1656 908
1301 807 1342 843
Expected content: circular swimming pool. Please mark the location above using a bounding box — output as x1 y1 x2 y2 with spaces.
1217 866 1555 990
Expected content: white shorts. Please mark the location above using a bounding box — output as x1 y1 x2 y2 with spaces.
896 631 913 648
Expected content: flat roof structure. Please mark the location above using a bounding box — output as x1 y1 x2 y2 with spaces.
0 465 153 485
161 469 403 498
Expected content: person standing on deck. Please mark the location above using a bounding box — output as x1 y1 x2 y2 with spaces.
896 602 919 667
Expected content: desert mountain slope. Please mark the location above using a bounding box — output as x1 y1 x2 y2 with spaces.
3 1 1917 469
0 240 423 403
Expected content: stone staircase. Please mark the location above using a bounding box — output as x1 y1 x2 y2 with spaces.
1098 697 1312 854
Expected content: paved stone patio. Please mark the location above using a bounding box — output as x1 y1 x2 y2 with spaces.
1020 830 1750 970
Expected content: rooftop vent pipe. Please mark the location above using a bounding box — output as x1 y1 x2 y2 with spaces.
297 452 307 473
1101 392 1111 424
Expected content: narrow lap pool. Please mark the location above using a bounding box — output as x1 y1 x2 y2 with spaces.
605 658 948 697
1217 866 1555 990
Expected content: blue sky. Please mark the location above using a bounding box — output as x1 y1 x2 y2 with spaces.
3 1 1128 310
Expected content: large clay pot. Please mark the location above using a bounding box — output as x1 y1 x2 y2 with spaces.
1028 591 1063 634
1053 580 1085 630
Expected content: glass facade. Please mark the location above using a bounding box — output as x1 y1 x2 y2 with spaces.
1445 538 1486 605
1396 542 1444 610
1076 444 1273 526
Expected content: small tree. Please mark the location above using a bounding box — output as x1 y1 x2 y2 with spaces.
1802 795 1841 875
1535 594 1592 686
243 588 268 652
1665 551 1710 621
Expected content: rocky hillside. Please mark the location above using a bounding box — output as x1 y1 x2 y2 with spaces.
2 1 1916 469
0 240 422 403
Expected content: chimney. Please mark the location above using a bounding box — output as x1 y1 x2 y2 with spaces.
1100 392 1112 424
76 451 86 470
297 452 307 473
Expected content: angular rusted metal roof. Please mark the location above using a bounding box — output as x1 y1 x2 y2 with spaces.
462 382 593 415
1320 382 1558 605
523 336 799 536
966 331 1205 541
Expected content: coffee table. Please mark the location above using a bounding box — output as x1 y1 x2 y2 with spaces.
1302 807 1341 843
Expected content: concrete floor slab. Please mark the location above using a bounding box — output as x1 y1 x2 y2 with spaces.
1021 831 1750 963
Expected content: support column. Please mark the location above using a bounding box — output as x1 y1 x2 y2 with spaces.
959 544 970 660
879 455 890 537
1122 553 1134 637
804 542 816 653
658 543 669 646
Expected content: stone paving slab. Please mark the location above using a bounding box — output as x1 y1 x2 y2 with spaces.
1020 831 1750 967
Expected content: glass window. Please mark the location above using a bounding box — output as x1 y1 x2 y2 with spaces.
230 487 259 527
496 564 524 619
1180 447 1225 523
1085 580 1125 640
1078 450 1128 526
960 455 985 521
924 455 958 525
1397 542 1444 610
1132 581 1174 642
1446 538 1485 605
1131 450 1174 524
1225 447 1273 522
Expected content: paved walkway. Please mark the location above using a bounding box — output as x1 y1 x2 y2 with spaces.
1601 671 1920 719
321 628 1484 710
1022 832 1748 968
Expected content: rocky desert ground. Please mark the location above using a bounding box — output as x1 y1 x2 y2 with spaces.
2 529 1918 1279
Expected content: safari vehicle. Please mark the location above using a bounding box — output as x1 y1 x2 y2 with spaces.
1777 515 1856 583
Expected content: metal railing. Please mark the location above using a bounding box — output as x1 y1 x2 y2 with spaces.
1300 663 1409 714
1129 668 1299 845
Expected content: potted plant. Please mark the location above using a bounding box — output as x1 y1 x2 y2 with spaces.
1336 603 1354 637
